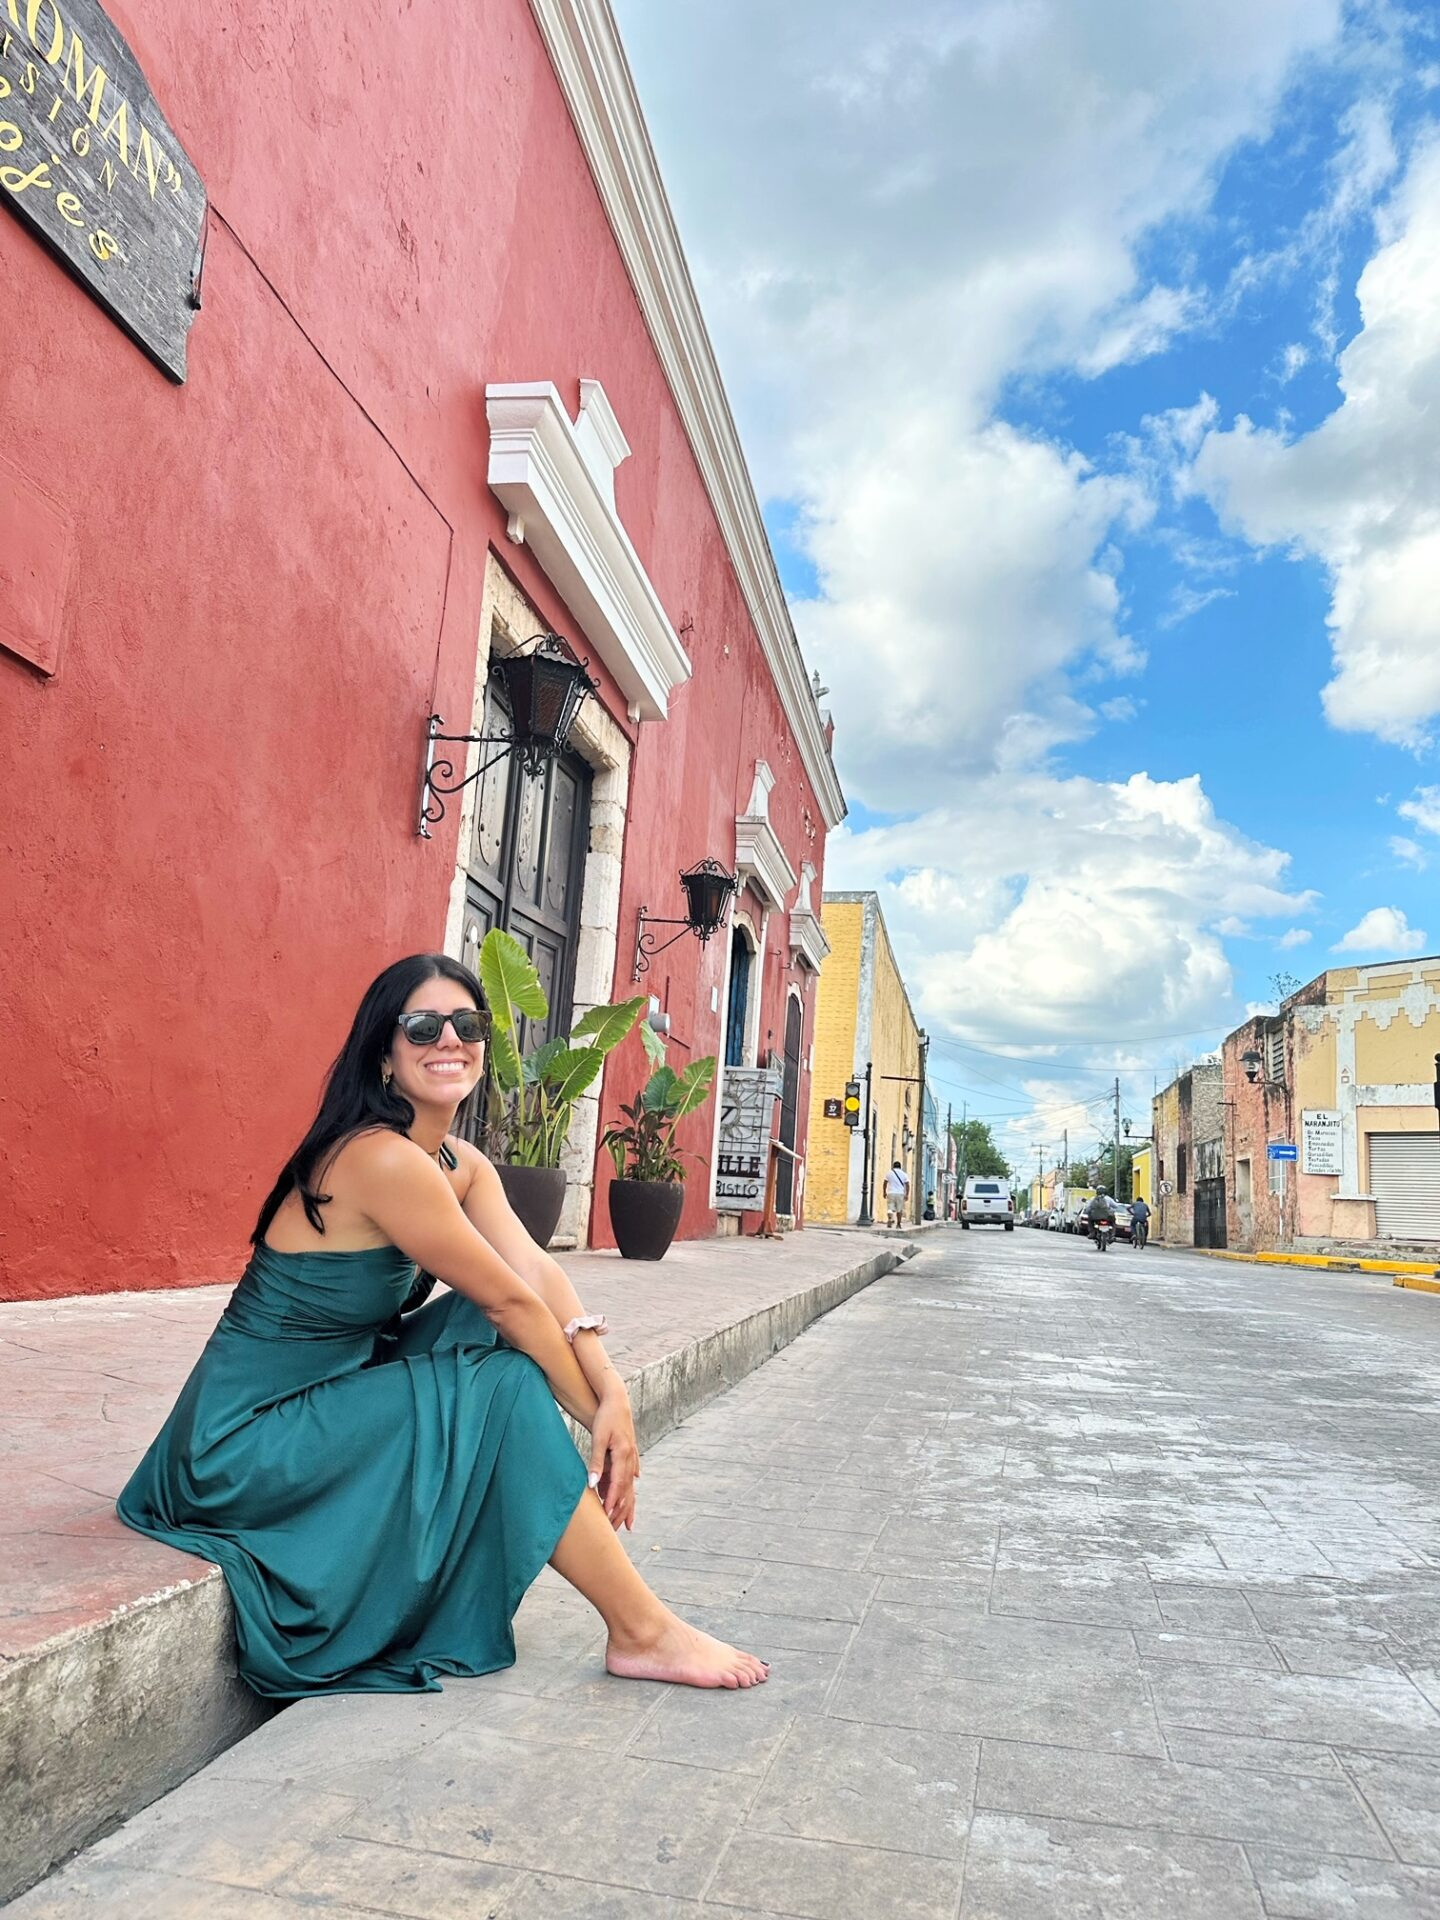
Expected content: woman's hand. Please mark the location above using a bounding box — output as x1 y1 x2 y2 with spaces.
589 1384 640 1532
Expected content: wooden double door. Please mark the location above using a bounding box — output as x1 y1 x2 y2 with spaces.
459 670 592 1067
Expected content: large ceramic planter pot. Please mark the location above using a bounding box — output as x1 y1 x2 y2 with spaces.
608 1179 686 1261
496 1164 568 1249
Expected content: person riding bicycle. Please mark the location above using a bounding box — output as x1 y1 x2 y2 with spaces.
1130 1194 1151 1248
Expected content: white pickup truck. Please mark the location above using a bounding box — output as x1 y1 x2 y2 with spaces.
961 1177 1015 1230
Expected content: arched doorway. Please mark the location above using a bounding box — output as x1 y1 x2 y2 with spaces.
776 992 803 1216
724 926 753 1069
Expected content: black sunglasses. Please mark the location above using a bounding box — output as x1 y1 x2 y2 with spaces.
395 1008 490 1045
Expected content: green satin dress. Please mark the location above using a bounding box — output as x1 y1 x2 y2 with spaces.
117 1244 589 1698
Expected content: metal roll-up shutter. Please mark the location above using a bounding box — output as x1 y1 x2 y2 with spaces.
1369 1134 1440 1240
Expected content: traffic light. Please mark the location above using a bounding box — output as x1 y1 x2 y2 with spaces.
843 1080 862 1129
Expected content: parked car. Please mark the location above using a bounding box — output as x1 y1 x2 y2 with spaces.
960 1177 1015 1230
1047 1207 1063 1231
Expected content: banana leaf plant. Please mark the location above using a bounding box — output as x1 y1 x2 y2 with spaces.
602 1041 719 1184
476 927 646 1168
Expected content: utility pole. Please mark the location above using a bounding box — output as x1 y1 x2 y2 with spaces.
1062 1126 1068 1196
915 1031 929 1225
857 1060 874 1226
945 1101 953 1219
1113 1077 1122 1200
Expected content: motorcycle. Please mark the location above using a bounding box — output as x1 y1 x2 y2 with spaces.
1092 1218 1115 1252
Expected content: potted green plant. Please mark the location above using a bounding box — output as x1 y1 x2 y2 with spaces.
601 1035 718 1260
477 928 645 1247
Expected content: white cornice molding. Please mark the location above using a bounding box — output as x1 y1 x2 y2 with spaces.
486 382 691 722
528 0 847 828
736 812 799 914
789 907 831 973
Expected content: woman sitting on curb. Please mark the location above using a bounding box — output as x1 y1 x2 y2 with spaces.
118 952 769 1697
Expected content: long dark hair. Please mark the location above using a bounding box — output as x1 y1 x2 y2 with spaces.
251 952 487 1245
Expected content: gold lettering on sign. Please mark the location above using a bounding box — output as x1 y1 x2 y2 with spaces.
25 0 62 64
60 30 103 122
98 91 125 163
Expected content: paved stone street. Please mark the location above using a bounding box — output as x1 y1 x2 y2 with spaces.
15 1230 1440 1918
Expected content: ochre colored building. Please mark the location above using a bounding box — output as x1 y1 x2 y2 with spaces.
806 893 925 1224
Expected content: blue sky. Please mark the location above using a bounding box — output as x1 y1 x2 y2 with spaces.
613 0 1440 1161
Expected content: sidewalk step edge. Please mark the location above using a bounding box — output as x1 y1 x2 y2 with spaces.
0 1242 908 1903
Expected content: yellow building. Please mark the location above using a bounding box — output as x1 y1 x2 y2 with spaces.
1131 1143 1154 1208
807 892 926 1224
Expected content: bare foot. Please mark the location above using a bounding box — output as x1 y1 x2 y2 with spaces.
606 1612 770 1690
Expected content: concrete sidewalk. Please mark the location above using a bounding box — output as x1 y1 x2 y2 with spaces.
1 1227 916 1903
16 1229 1440 1919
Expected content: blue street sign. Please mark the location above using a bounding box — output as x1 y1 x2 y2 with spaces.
1267 1142 1299 1161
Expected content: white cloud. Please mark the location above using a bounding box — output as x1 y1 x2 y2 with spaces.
1193 137 1440 748
1390 836 1428 870
615 0 1347 802
1278 341 1311 381
828 768 1313 1051
1332 906 1427 955
1278 926 1313 948
1159 584 1236 629
1399 787 1440 837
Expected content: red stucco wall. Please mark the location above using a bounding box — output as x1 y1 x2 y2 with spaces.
0 0 826 1296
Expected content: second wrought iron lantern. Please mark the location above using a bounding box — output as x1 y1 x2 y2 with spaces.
633 857 739 978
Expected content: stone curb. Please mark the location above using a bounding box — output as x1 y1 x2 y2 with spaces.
1173 1245 1440 1280
1393 1274 1440 1295
1 1239 913 1904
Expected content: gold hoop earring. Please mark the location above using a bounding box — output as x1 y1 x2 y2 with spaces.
381 1062 393 1090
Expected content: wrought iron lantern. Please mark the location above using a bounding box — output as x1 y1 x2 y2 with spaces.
1242 1049 1263 1084
633 858 739 979
417 632 597 838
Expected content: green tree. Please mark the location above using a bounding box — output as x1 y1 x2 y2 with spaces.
1084 1140 1135 1198
951 1118 1011 1180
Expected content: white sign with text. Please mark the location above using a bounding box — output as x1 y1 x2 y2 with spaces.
1302 1109 1343 1176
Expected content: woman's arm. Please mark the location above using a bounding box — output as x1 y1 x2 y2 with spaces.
457 1149 621 1394
456 1146 640 1531
345 1133 600 1430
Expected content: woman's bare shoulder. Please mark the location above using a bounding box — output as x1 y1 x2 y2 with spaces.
449 1136 497 1196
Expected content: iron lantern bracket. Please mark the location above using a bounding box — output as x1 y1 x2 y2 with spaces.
632 909 707 980
417 714 532 840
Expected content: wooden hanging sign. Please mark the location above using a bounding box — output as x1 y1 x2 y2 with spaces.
0 0 206 381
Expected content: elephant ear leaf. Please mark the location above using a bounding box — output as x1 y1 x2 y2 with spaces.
488 1024 523 1094
670 1055 717 1121
642 1065 679 1112
479 928 549 1025
479 928 548 1096
568 997 645 1055
523 1037 569 1085
547 1045 606 1104
640 1020 668 1068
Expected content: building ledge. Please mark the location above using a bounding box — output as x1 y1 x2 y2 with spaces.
790 905 830 972
486 381 691 722
735 812 798 913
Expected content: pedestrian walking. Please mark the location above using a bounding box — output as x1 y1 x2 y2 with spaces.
884 1158 911 1228
117 953 769 1697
